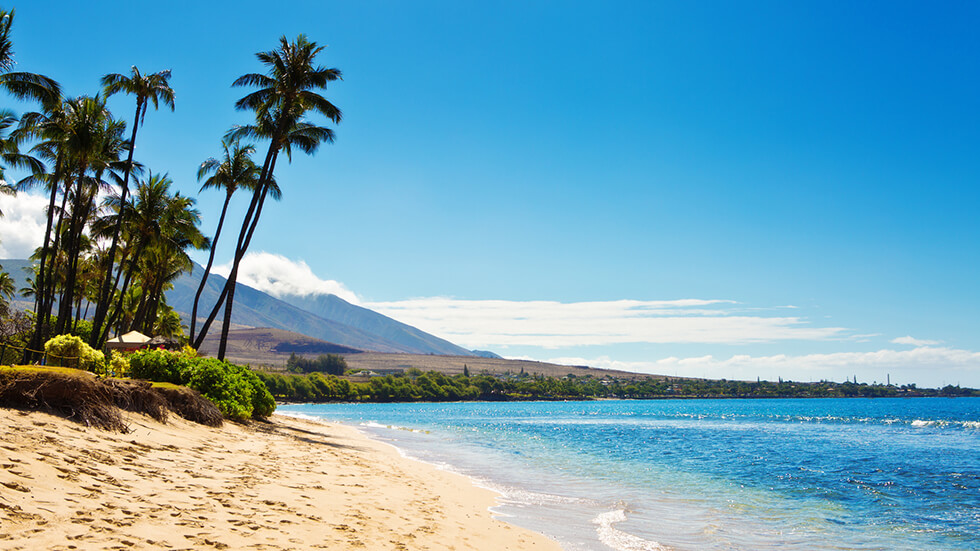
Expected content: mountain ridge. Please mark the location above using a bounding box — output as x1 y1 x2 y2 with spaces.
168 264 477 356
2 258 480 358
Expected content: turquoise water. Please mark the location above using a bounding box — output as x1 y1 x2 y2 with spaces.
279 398 980 550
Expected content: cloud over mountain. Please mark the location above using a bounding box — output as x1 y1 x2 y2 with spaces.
214 252 360 304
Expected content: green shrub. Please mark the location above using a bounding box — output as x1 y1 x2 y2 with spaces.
44 334 105 374
128 349 191 384
240 367 276 418
187 358 255 421
125 348 275 420
107 351 130 378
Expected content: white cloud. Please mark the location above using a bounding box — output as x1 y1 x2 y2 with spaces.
891 335 940 346
214 252 360 304
537 346 980 388
0 191 47 258
364 297 849 348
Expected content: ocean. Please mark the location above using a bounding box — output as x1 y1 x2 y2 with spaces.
279 398 980 551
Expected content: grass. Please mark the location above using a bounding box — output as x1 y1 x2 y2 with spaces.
0 364 96 377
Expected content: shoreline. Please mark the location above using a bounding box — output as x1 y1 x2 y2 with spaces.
0 408 561 550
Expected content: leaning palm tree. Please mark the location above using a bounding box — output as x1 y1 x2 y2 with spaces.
90 67 174 348
196 35 341 359
0 8 60 109
191 117 318 351
188 137 271 343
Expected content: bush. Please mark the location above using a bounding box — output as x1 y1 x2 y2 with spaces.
128 349 191 385
241 367 276 418
44 334 105 374
125 348 275 420
106 351 130 378
187 358 255 421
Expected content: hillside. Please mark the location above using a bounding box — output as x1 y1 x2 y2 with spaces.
3 258 479 357
168 264 477 356
339 352 663 380
197 327 363 367
276 292 472 356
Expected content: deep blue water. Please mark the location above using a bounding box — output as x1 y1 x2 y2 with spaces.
279 398 980 551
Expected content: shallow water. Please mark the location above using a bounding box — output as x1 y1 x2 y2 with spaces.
280 398 980 551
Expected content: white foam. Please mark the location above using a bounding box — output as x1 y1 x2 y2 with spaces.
911 419 937 427
592 507 671 551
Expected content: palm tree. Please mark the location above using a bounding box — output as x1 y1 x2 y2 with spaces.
0 268 14 319
188 137 269 343
129 191 206 334
0 268 14 301
16 103 69 343
0 8 60 109
53 96 125 335
102 172 205 337
91 66 174 348
196 35 341 359
0 108 44 212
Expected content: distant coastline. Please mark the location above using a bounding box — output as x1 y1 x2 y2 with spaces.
258 368 980 404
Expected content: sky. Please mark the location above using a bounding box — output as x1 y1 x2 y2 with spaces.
1 1 978 387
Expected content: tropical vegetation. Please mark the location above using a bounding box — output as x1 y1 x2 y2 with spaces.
258 369 980 403
128 347 275 420
0 6 341 364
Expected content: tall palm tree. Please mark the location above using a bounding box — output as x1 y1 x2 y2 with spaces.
54 96 125 335
188 137 269 343
91 67 174 348
16 103 69 342
191 117 315 350
196 35 341 359
0 8 60 109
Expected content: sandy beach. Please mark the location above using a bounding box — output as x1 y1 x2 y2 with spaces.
0 408 560 550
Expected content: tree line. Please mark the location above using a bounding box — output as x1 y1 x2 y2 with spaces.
256 369 980 403
0 6 341 362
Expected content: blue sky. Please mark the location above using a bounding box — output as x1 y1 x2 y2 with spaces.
1 1 978 386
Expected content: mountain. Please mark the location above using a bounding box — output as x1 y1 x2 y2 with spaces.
275 292 474 357
167 264 476 356
3 258 480 357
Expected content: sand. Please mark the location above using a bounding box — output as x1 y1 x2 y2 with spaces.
0 408 561 550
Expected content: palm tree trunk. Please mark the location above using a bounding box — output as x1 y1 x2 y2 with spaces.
131 282 151 332
96 246 130 345
55 170 87 335
26 173 70 360
25 175 61 362
144 275 167 335
104 239 145 339
57 178 98 336
189 191 231 342
195 140 276 351
90 101 142 348
215 144 279 360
